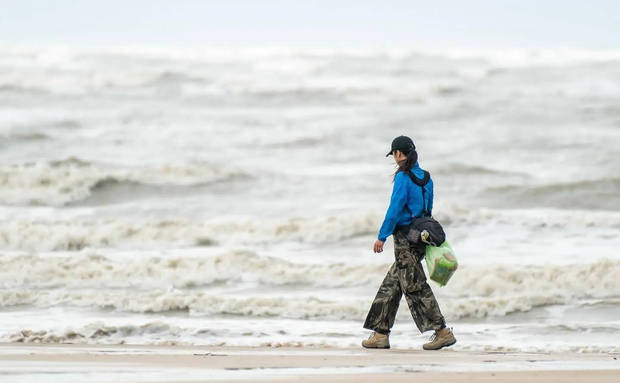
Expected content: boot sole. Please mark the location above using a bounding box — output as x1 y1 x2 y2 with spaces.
362 344 390 349
362 346 390 350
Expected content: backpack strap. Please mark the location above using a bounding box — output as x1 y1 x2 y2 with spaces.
404 170 431 218
406 170 430 187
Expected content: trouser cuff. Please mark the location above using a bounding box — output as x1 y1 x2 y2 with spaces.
363 324 389 335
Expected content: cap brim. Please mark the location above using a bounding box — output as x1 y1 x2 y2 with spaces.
385 150 393 157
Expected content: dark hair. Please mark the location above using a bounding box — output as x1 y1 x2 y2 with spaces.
393 149 418 181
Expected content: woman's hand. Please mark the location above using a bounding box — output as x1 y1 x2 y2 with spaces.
373 239 385 253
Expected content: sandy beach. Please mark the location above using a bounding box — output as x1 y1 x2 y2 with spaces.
0 343 618 382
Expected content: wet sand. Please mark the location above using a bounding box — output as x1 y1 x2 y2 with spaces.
0 343 618 382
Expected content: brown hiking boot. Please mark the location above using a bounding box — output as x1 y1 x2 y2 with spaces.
423 327 456 350
361 332 390 349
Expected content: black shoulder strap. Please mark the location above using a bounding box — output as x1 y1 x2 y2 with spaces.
404 170 431 217
405 170 430 187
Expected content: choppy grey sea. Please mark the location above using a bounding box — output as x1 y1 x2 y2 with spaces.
0 45 619 352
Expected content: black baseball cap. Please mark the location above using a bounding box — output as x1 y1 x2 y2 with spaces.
386 135 415 157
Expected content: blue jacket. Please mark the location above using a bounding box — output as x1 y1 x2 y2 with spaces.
378 163 434 242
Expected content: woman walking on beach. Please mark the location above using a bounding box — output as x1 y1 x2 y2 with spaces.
362 135 456 350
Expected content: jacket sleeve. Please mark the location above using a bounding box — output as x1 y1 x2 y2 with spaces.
377 173 408 242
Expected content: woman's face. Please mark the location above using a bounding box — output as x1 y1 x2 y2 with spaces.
393 150 406 164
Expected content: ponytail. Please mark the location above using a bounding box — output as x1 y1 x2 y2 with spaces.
393 149 418 181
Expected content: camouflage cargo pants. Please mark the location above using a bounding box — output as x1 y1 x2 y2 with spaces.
363 230 446 334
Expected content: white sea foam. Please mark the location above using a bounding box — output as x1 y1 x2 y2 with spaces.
1 205 619 251
0 288 600 321
0 250 385 289
0 213 381 250
6 320 619 354
1 249 617 320
435 205 620 229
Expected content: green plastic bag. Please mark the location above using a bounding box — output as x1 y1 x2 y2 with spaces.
425 241 458 287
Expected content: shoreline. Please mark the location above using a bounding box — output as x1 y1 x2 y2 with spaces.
0 343 618 382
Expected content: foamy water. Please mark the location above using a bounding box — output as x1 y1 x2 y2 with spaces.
1 45 619 353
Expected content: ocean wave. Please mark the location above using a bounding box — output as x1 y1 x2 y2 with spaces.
0 287 612 322
0 250 385 289
2 201 619 251
2 250 619 296
7 323 618 353
0 119 80 144
5 46 620 72
0 158 248 206
6 324 336 347
433 163 529 177
481 178 620 210
0 213 379 251
8 322 185 344
1 206 618 252
1 251 618 319
450 258 619 298
435 204 620 229
4 46 618 98
0 132 50 143
0 289 366 319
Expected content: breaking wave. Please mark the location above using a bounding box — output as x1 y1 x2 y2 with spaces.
0 158 248 206
0 288 614 322
433 205 620 229
0 250 385 289
1 206 618 251
8 322 182 344
0 213 380 251
1 251 617 320
6 321 618 353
